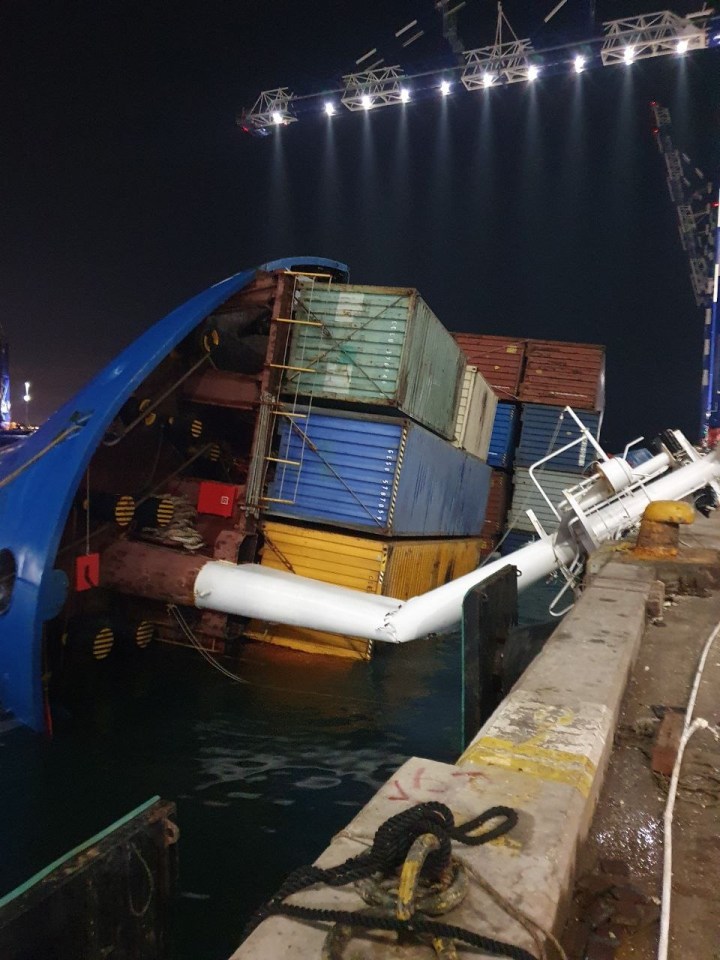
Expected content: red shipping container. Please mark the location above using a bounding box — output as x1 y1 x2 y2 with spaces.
520 340 605 412
453 334 525 402
197 481 238 518
481 470 511 538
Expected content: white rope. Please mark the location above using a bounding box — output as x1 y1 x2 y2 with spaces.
658 620 720 960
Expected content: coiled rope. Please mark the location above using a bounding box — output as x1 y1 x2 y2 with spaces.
244 800 538 960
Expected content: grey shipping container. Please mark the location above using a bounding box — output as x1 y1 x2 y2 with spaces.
507 467 581 535
283 282 465 440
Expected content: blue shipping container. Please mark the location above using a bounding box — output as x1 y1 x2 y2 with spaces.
265 408 492 536
515 404 601 473
499 530 536 556
487 403 519 470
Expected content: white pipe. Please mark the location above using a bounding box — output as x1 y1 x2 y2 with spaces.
193 446 720 645
382 536 576 642
194 563 401 641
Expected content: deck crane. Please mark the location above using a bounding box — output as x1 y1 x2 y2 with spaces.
0 326 10 428
651 102 720 447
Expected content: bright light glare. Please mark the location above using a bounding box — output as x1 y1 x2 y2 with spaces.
440 80 451 96
272 111 283 125
400 88 410 103
324 101 336 116
676 38 689 54
361 95 372 110
574 55 585 73
482 73 494 87
624 46 635 63
527 65 539 81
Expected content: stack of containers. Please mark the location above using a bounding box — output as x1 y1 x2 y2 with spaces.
454 333 606 624
247 282 497 659
452 334 526 552
509 340 605 537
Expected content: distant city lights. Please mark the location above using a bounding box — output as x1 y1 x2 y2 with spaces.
361 94 372 110
624 46 636 63
400 88 410 103
482 73 494 87
527 64 540 81
676 38 689 54
574 54 586 73
324 101 336 116
440 80 452 96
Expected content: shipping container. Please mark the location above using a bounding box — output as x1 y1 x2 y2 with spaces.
481 470 512 537
507 467 581 534
487 403 520 470
284 283 464 440
519 340 605 412
453 334 526 401
452 365 497 461
265 407 492 536
499 530 536 556
515 404 601 472
245 521 493 659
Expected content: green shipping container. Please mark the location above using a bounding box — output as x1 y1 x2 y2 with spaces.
283 282 465 440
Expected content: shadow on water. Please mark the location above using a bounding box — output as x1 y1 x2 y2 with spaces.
0 631 465 960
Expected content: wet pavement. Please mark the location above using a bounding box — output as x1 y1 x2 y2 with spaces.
561 517 720 960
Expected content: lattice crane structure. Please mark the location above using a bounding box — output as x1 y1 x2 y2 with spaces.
651 102 720 446
239 5 720 134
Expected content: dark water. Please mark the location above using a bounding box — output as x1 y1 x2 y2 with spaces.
0 578 563 960
0 632 466 960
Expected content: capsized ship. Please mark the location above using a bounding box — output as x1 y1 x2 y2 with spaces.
2 255 720 736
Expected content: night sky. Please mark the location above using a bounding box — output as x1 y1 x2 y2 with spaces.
1 0 719 448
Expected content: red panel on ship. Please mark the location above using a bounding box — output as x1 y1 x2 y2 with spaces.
453 334 525 402
520 340 605 412
481 470 511 538
197 481 238 518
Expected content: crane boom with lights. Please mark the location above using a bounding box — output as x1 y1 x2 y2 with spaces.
651 101 720 447
239 6 720 134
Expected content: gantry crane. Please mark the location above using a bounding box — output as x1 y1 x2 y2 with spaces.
651 102 720 446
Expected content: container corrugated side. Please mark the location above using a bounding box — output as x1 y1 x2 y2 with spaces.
285 283 464 440
265 407 492 536
520 340 605 412
507 467 580 534
487 402 519 470
245 520 489 659
515 404 601 473
452 365 497 461
453 334 525 401
481 470 511 537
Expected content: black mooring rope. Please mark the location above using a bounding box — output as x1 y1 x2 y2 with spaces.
244 800 537 960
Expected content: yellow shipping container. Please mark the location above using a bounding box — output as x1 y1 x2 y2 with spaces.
245 521 494 660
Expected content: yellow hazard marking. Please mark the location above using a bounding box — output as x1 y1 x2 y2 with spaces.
459 736 596 798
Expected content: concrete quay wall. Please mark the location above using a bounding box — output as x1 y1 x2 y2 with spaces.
232 562 654 959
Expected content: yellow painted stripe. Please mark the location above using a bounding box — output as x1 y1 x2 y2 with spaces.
459 736 596 798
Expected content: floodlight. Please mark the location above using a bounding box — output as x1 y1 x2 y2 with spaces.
528 65 539 81
361 95 372 109
440 80 451 96
676 39 689 54
483 73 494 87
400 88 410 103
624 46 635 63
272 111 283 124
324 102 336 116
574 55 586 73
